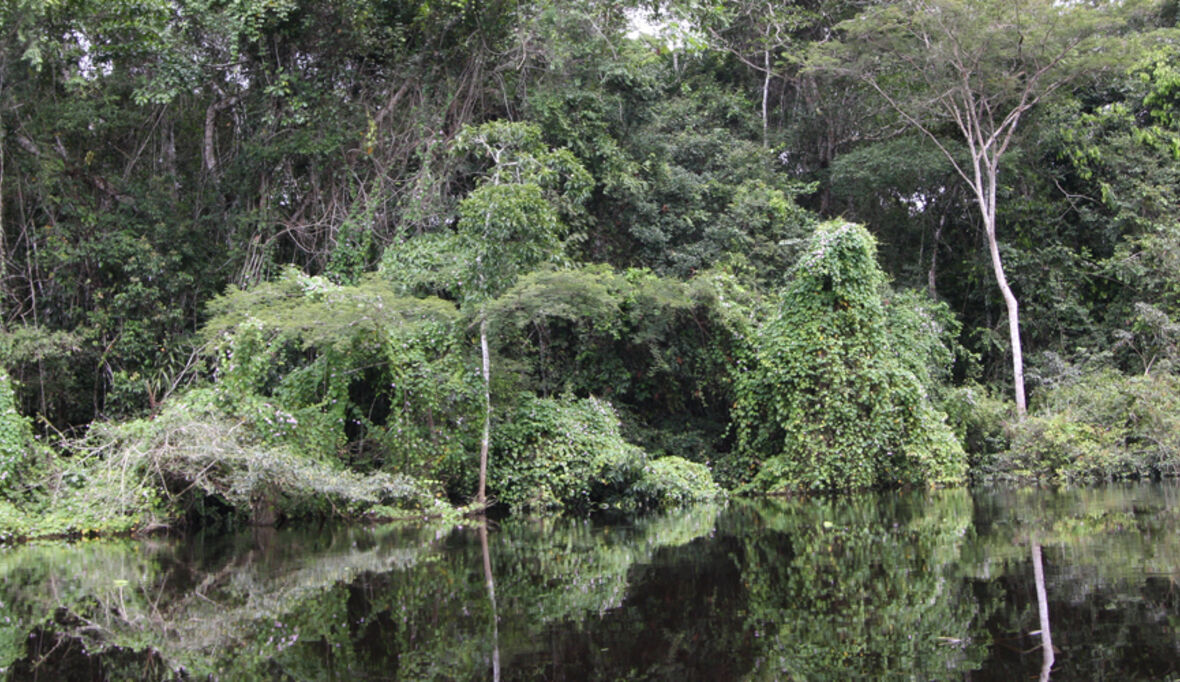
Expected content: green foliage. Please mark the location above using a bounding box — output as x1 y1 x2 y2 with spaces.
325 184 381 285
485 264 758 463
490 395 647 512
453 120 594 221
1000 369 1180 482
80 388 449 527
520 32 812 278
631 456 723 508
939 383 1014 469
202 268 479 475
885 289 974 398
719 179 817 287
379 231 474 300
731 221 966 492
458 183 564 302
431 120 595 306
8 0 1180 522
0 371 34 500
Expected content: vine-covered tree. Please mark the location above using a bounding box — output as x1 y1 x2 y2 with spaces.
732 221 966 491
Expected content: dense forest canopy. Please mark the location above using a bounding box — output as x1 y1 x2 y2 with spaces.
0 0 1179 531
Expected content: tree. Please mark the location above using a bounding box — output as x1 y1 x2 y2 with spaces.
682 1 814 146
450 121 591 507
816 0 1154 416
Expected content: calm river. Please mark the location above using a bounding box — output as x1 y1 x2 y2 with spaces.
3 483 1180 680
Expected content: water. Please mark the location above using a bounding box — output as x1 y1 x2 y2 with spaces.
3 483 1180 680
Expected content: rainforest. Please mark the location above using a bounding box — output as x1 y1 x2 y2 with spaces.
7 1 1180 679
0 0 1179 546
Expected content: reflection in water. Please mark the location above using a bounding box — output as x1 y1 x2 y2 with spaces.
1031 542 1054 682
480 521 500 682
2 485 1180 679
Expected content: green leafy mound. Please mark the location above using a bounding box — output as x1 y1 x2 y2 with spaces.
491 395 721 512
485 264 756 463
732 221 966 492
632 456 723 508
491 395 646 512
203 267 481 487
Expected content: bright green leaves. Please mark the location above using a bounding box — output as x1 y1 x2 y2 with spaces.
490 394 720 512
450 120 593 303
0 371 32 501
484 264 755 461
732 221 966 492
490 395 646 512
382 120 593 307
454 120 593 213
458 183 562 303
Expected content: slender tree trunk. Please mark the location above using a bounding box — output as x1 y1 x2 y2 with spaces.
478 314 491 507
982 206 1027 417
761 50 771 147
203 95 240 174
928 214 944 299
0 125 6 328
1032 542 1054 681
970 153 1026 417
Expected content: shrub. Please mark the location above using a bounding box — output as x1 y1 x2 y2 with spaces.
203 268 481 487
940 382 1014 471
0 370 37 501
79 389 448 527
490 395 646 512
484 265 758 466
631 456 723 508
999 369 1180 481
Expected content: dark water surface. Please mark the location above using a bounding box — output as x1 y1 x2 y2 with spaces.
4 483 1180 680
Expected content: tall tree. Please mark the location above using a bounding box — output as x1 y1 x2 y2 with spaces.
816 0 1159 416
686 1 814 146
451 121 591 506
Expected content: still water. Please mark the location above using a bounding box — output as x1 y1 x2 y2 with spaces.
3 483 1180 680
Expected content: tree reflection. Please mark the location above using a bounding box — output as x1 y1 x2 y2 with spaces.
733 490 988 678
1031 542 1054 682
480 520 501 682
4 485 1180 679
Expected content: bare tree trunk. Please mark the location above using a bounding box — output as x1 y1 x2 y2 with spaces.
928 214 944 299
478 314 491 507
0 125 6 327
983 213 1026 417
1032 542 1054 681
761 50 771 147
204 95 240 173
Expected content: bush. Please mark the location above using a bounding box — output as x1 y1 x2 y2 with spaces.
490 395 646 512
0 370 34 500
998 369 1180 481
203 268 481 488
940 383 1014 471
631 456 723 508
731 222 967 492
484 265 757 466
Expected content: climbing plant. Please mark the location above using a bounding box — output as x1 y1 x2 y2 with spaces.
731 221 966 491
